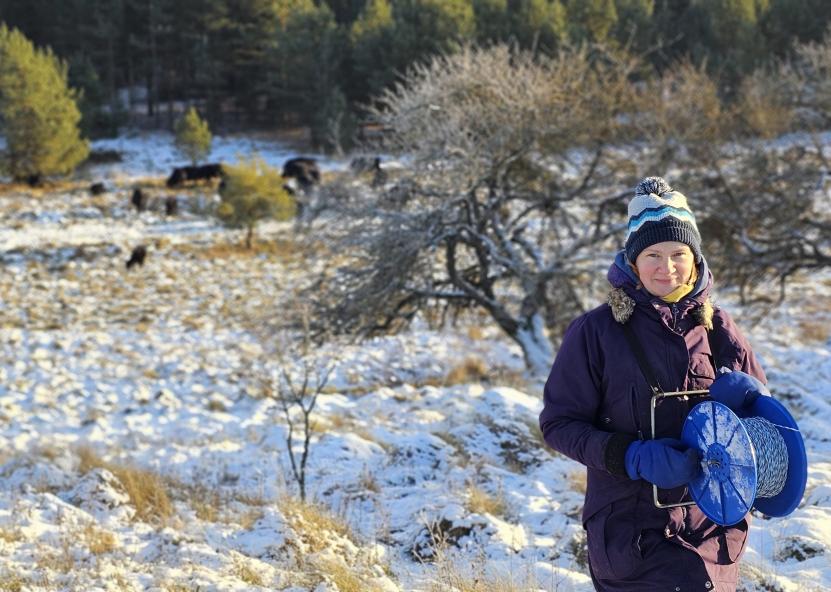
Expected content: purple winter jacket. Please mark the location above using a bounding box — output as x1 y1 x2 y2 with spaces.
539 253 766 591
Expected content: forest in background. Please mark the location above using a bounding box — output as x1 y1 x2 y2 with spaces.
1 0 831 151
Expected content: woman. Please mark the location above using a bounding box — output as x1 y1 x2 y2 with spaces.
539 177 768 591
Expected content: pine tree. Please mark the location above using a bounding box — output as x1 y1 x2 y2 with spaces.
511 0 568 51
174 106 212 165
216 157 296 249
269 0 345 145
473 0 510 45
567 0 618 43
0 24 89 183
350 0 396 100
391 0 476 75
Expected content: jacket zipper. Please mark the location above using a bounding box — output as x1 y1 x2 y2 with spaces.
670 303 679 331
630 387 644 440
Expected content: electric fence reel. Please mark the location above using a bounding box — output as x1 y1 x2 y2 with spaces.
650 390 808 526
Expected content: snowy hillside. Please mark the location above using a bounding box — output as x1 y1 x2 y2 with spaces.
0 134 829 591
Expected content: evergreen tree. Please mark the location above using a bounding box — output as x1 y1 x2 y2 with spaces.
212 0 281 121
391 0 476 74
761 0 831 57
511 0 567 51
350 0 396 101
612 0 655 50
269 0 345 144
216 157 296 249
323 0 368 24
473 0 510 45
0 24 89 182
174 106 212 165
697 0 771 86
566 0 618 43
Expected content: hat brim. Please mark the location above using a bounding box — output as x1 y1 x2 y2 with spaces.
743 396 808 518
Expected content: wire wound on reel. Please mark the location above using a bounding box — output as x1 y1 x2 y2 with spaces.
742 416 788 498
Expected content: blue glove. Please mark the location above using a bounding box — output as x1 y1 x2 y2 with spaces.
710 368 770 411
624 438 701 489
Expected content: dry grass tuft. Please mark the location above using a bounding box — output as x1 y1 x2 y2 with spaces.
0 527 24 543
0 575 25 592
175 237 316 262
188 486 221 523
567 469 587 495
232 554 265 586
315 557 383 592
426 540 537 592
281 496 353 553
465 484 508 518
77 446 174 524
83 523 118 555
444 357 489 386
798 320 830 343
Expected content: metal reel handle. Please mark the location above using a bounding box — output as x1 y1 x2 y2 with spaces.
650 389 710 509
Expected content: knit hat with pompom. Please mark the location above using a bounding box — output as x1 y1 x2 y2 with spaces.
625 176 702 263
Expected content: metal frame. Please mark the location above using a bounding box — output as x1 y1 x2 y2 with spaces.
650 389 710 509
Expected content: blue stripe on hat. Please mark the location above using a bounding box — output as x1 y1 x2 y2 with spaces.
627 205 698 237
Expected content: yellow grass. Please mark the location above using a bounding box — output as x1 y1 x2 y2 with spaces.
465 484 508 517
77 447 174 524
280 496 352 553
83 523 118 555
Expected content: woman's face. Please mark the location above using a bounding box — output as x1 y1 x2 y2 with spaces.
634 241 695 298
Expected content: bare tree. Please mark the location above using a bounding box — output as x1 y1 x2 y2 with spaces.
309 44 669 374
271 358 333 502
270 312 334 502
309 42 831 373
685 143 831 306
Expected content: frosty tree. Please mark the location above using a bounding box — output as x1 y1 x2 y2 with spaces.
174 106 212 165
311 44 656 374
217 157 296 248
311 43 831 373
0 24 89 183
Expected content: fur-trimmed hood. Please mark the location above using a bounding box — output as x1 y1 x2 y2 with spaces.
606 250 714 329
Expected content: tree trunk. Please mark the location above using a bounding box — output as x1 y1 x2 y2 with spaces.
512 312 554 377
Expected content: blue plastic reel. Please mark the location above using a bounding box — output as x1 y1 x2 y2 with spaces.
682 401 757 526
681 399 808 526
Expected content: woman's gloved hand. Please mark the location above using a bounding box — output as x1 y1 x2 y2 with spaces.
624 438 701 489
710 368 770 411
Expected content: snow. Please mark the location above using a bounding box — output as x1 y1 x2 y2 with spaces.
0 132 828 591
82 131 347 182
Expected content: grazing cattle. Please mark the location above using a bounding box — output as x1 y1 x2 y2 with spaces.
90 182 106 195
125 245 147 269
131 188 148 212
350 156 387 188
166 163 224 188
164 195 178 217
349 156 381 174
282 157 320 192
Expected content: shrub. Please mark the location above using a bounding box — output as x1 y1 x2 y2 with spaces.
0 24 89 182
217 157 296 248
174 106 212 165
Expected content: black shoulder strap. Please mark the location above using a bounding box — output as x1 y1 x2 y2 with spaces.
621 321 663 395
706 326 720 372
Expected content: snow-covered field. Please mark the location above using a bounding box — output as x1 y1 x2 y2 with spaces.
0 134 829 591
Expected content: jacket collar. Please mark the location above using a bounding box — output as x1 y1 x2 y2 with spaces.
606 251 714 329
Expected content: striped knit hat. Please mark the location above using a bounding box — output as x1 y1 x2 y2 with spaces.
624 176 702 263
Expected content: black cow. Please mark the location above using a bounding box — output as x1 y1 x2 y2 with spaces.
164 195 178 216
126 245 147 269
166 163 224 188
90 182 106 195
349 156 381 174
282 157 320 192
131 188 148 212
